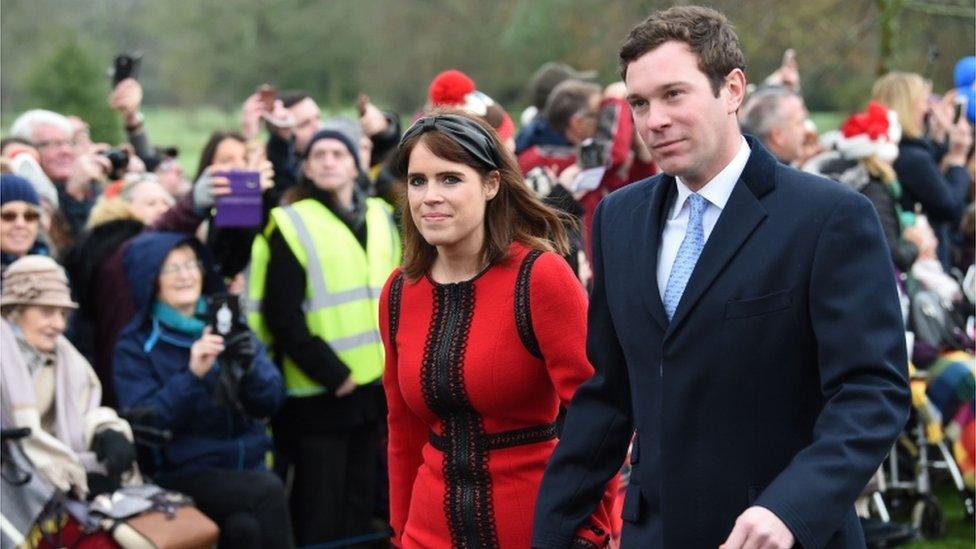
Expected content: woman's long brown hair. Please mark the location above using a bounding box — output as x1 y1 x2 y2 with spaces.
395 109 572 281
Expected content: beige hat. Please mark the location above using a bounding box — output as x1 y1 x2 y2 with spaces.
1 255 77 309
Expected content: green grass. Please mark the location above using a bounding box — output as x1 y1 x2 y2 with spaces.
141 106 239 177
809 111 846 134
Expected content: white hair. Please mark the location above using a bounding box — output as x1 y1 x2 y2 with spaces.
9 109 72 141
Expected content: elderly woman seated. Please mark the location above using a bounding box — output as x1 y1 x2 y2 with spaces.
0 255 136 498
113 231 292 549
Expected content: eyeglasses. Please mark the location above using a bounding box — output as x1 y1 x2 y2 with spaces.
160 259 203 277
0 210 40 223
33 139 73 150
399 115 501 170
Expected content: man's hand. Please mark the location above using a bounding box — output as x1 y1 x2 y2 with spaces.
359 95 390 137
109 78 144 126
264 99 295 140
241 92 268 141
66 153 111 199
720 506 794 549
335 375 357 397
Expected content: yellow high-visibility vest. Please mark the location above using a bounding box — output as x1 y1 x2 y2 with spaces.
247 197 401 397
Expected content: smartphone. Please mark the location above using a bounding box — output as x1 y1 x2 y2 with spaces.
205 293 242 338
257 84 276 111
954 94 968 124
111 53 142 86
213 170 262 228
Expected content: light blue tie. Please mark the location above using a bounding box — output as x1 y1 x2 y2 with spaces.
663 193 707 321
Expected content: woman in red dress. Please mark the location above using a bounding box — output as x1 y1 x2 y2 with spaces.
380 110 615 548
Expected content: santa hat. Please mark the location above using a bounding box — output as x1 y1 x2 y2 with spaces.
428 70 516 141
429 70 476 107
828 101 901 163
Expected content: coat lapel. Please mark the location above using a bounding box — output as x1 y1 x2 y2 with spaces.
635 175 674 331
664 137 777 340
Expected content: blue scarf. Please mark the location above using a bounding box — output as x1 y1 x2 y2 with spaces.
152 298 207 337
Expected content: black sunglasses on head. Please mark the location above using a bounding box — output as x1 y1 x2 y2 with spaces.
399 115 501 170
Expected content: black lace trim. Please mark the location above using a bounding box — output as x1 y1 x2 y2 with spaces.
514 249 544 359
428 421 558 453
420 280 499 548
388 271 405 343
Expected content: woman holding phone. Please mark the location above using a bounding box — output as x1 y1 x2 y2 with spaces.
195 131 275 281
380 110 616 548
872 72 973 268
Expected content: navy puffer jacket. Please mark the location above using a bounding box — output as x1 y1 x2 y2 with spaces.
113 232 284 481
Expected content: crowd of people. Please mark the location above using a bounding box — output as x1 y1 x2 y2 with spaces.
1 4 974 548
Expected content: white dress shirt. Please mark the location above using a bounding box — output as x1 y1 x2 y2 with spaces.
657 137 751 300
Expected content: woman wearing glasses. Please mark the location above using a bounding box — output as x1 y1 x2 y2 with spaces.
381 110 616 548
0 174 48 276
113 231 293 549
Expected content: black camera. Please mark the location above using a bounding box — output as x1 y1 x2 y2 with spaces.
201 294 255 413
110 53 142 86
578 138 606 170
102 148 130 180
524 167 554 199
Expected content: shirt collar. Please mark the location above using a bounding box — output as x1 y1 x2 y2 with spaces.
670 136 751 219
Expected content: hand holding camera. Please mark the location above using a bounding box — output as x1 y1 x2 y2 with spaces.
109 78 144 127
190 327 225 378
242 84 295 140
66 153 112 199
203 294 257 412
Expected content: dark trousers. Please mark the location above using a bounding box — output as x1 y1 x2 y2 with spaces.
162 468 294 549
283 424 382 547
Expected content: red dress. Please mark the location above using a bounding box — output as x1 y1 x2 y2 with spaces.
380 243 615 548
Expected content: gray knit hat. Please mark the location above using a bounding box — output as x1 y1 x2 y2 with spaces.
1 255 77 309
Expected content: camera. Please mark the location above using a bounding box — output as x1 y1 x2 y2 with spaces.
578 138 607 170
200 294 255 413
109 53 142 86
102 148 130 180
524 167 554 199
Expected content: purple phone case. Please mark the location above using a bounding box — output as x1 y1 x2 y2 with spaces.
213 171 262 228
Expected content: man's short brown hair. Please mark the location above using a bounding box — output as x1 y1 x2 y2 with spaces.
543 79 602 135
618 5 746 97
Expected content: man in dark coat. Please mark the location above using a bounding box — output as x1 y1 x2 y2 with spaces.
532 6 910 549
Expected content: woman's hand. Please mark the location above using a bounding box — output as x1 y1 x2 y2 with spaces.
191 164 233 211
256 159 275 192
190 327 224 378
944 117 973 168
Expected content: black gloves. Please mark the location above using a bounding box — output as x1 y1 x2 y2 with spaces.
213 331 257 413
222 331 256 374
92 429 136 483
